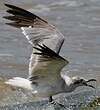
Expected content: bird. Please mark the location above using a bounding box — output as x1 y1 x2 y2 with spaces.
3 4 96 104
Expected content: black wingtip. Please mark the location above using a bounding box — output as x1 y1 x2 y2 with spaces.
4 3 15 7
4 3 12 8
5 23 15 27
33 43 69 64
33 43 59 57
3 16 13 20
3 16 7 19
4 3 9 6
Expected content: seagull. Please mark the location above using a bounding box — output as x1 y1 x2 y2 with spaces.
3 4 96 104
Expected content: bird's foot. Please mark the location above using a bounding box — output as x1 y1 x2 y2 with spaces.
48 96 66 108
50 100 66 108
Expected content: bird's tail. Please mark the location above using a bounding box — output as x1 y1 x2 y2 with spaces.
5 77 32 90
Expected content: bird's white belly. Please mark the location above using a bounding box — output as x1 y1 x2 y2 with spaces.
31 84 62 98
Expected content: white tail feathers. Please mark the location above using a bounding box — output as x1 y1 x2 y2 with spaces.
5 77 32 90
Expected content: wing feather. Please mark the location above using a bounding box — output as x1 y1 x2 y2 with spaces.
4 4 66 76
29 44 69 84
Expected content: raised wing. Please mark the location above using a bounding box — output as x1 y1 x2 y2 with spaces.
4 4 65 74
4 4 64 53
29 44 69 85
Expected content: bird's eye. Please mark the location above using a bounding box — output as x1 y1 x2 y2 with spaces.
80 79 84 82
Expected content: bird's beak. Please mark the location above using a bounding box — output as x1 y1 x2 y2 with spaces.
83 79 96 89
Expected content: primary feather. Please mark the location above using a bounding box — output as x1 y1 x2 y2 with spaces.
4 4 69 97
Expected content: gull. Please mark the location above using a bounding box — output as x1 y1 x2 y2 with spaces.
3 4 96 104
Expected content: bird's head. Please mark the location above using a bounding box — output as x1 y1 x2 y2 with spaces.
61 74 96 92
71 76 96 89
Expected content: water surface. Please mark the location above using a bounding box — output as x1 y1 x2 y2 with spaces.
0 0 100 109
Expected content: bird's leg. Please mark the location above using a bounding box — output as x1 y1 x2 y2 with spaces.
49 96 53 102
49 96 57 105
49 96 65 108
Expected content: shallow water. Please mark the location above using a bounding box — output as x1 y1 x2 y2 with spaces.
0 0 100 109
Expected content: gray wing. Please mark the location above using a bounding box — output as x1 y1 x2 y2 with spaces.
29 44 69 85
4 4 65 75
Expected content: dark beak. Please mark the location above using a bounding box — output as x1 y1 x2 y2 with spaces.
83 79 96 89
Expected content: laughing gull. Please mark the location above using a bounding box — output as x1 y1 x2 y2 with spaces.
4 4 96 103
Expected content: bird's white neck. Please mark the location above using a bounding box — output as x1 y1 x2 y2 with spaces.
61 74 77 92
61 74 72 86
